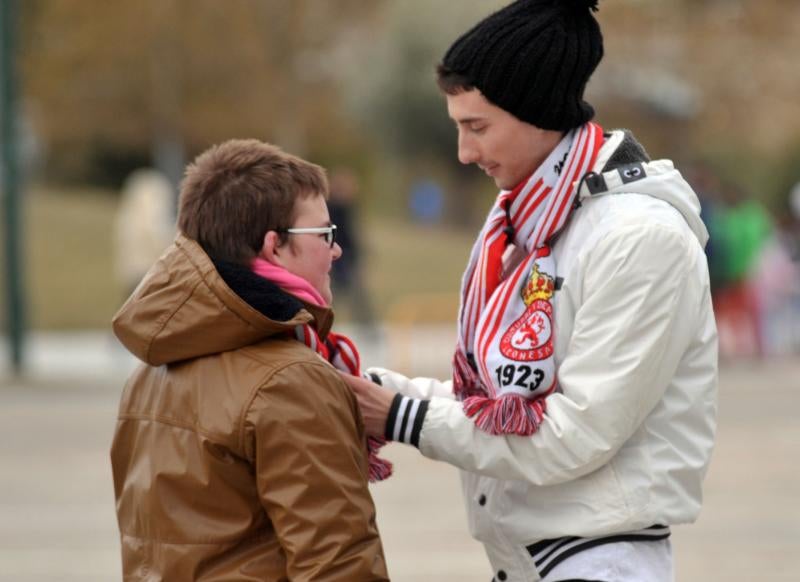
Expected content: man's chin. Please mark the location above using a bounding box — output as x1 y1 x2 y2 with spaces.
494 177 514 190
494 172 529 191
321 287 333 307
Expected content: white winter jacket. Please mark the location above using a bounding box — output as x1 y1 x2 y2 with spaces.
371 130 718 581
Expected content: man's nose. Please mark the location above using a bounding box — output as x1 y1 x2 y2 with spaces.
458 133 479 165
331 242 343 260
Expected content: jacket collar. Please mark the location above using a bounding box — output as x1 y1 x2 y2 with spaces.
213 257 334 339
112 233 333 366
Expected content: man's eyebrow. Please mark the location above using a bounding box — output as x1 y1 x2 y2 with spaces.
452 116 487 128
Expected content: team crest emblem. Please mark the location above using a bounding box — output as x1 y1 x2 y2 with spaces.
499 263 555 362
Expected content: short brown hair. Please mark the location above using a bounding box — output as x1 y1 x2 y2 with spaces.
435 63 475 95
178 139 328 264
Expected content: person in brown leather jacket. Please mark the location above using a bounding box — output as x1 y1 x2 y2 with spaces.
110 139 389 581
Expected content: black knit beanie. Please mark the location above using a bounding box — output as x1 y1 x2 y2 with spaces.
441 0 603 131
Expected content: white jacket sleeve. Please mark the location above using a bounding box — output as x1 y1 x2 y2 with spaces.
366 367 454 400
408 223 706 486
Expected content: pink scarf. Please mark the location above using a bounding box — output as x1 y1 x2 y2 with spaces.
251 258 392 482
453 122 604 435
251 258 327 306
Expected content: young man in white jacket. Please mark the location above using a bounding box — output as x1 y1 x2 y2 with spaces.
344 1 718 580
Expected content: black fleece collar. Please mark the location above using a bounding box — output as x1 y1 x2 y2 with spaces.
212 258 304 323
601 129 651 172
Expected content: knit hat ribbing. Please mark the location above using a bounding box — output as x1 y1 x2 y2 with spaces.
441 0 603 131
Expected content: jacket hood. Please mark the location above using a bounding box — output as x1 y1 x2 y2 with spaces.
112 233 333 366
578 130 709 247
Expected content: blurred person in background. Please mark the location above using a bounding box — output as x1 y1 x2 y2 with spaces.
110 139 389 581
687 161 729 296
712 182 773 357
787 181 800 261
749 181 800 356
344 1 718 580
113 168 176 297
328 167 375 326
691 168 799 358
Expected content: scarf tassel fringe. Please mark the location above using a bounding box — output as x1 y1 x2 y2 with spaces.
463 394 546 436
367 436 393 482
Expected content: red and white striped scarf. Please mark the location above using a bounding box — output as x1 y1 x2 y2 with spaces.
294 325 392 482
453 122 604 435
251 258 392 482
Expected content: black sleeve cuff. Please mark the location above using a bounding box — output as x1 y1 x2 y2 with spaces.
384 395 429 448
384 394 403 440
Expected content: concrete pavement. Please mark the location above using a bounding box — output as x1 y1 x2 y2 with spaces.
0 331 798 581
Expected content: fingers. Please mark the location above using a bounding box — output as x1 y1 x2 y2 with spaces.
337 371 393 437
338 371 371 394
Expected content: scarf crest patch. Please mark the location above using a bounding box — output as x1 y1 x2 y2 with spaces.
499 251 556 364
454 122 604 435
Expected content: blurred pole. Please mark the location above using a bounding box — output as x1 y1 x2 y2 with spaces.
1 0 26 374
150 0 185 203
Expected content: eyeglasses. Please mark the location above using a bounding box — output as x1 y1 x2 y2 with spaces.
277 224 337 248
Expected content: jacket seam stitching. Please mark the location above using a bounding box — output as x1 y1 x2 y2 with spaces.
238 357 339 455
144 277 204 363
608 458 634 519
119 528 273 546
117 413 228 443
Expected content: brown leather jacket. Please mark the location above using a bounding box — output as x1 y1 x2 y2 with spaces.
110 234 389 581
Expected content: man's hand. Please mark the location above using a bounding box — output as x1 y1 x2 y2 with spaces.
340 373 396 438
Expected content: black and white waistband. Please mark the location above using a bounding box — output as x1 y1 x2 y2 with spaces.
527 524 671 578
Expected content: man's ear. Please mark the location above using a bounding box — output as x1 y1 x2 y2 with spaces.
260 230 286 266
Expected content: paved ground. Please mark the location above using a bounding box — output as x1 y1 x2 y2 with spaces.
0 331 798 581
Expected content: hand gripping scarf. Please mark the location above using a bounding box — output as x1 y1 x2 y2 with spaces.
452 122 604 436
252 258 392 482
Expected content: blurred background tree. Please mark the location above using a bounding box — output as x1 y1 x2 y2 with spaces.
19 0 800 198
4 0 800 330
20 0 380 185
